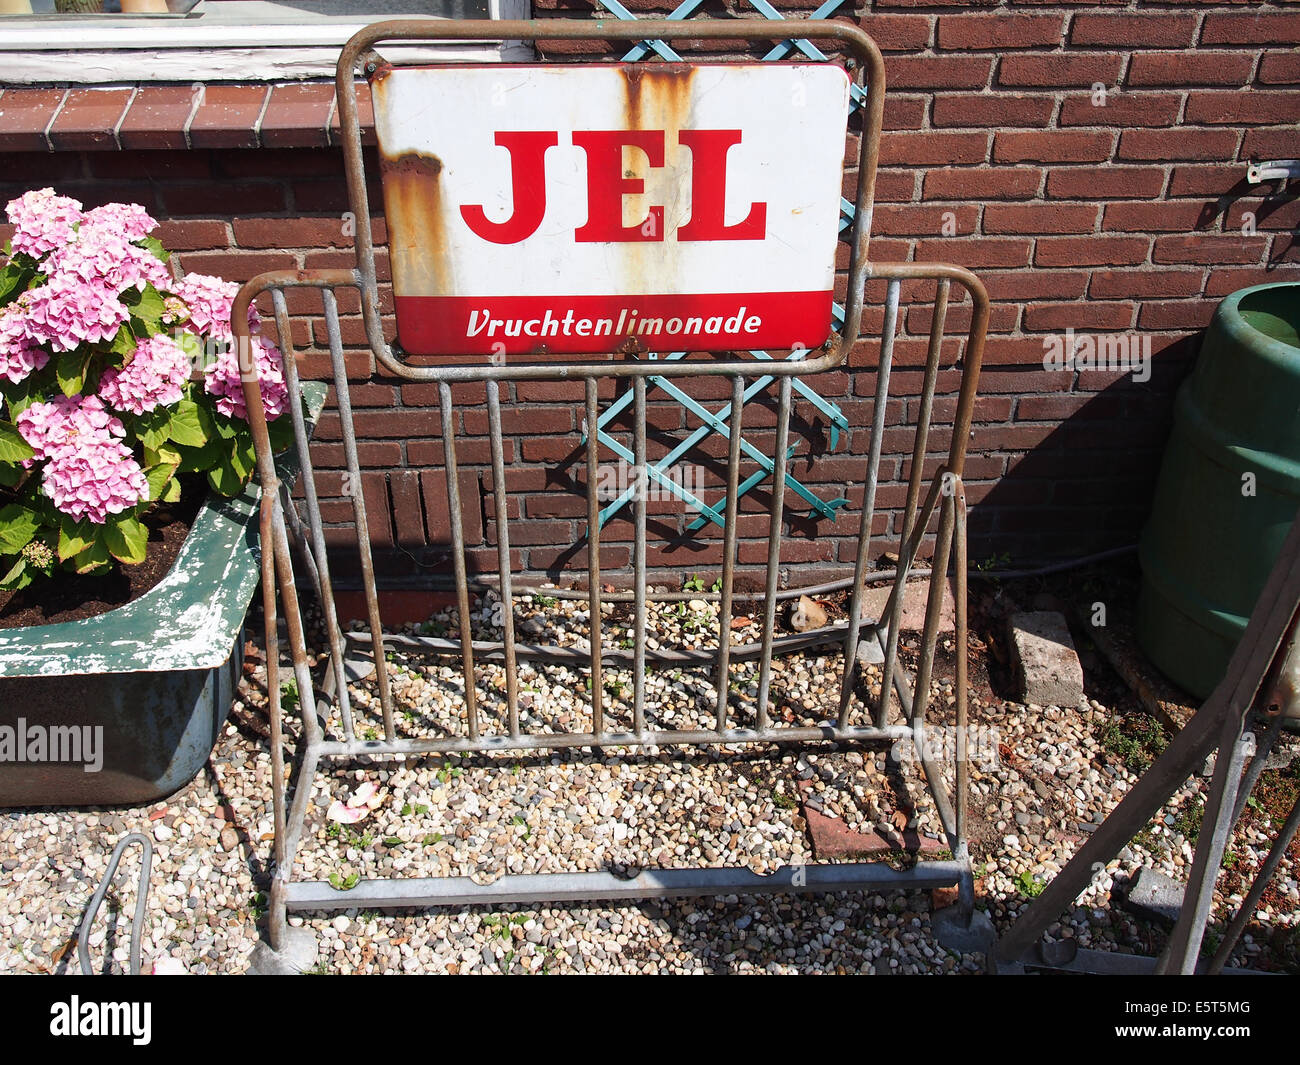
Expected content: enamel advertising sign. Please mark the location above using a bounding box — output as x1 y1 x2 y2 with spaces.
371 63 851 357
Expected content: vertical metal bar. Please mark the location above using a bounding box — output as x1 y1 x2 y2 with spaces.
263 502 322 943
633 376 648 738
585 377 604 736
230 279 309 953
756 375 793 728
838 277 900 727
953 477 969 847
487 383 519 739
439 381 479 741
912 493 962 854
277 484 319 588
875 517 923 730
910 491 957 746
902 278 949 537
874 279 950 729
943 278 991 482
714 375 744 730
259 491 287 952
269 493 323 746
272 289 354 742
839 31 885 348
322 289 393 739
276 743 321 876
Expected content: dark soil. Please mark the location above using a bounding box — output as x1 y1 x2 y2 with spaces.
0 475 205 630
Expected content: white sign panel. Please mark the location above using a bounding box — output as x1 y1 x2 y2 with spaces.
371 63 851 357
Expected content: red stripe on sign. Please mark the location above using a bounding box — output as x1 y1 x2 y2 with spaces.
393 291 834 356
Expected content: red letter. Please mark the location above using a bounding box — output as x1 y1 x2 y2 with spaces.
677 129 766 242
572 130 665 243
460 131 557 244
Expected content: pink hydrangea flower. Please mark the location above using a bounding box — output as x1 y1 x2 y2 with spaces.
98 334 192 416
5 188 83 259
22 275 129 353
39 442 149 525
166 273 259 339
15 395 148 524
0 303 49 386
17 393 126 461
45 223 171 294
204 333 288 422
82 202 158 243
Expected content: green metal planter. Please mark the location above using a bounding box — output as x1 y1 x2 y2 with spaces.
0 383 326 807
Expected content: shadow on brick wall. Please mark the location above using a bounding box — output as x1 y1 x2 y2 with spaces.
965 334 1200 568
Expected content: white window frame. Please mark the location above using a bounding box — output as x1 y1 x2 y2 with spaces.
0 0 532 84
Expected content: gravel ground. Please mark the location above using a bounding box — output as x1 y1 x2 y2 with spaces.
1 588 1296 975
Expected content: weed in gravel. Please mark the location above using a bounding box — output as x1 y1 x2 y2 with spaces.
772 788 797 810
1132 824 1166 860
1172 803 1203 844
1099 712 1168 774
1016 870 1046 898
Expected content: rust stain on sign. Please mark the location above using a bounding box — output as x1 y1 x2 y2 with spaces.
378 150 452 299
619 63 696 132
616 65 698 303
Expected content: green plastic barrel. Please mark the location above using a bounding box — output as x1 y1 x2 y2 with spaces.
1137 282 1300 699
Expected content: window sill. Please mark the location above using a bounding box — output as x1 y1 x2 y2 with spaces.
0 3 530 83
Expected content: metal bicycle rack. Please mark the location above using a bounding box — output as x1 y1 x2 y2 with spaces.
232 18 991 964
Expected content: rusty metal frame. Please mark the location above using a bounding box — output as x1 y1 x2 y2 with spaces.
231 18 991 961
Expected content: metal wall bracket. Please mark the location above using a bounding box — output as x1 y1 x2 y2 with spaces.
1247 159 1300 184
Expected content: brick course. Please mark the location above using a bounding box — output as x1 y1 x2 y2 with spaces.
1 1 1297 585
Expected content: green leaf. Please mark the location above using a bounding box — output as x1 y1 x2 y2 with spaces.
123 283 165 332
70 536 112 575
109 324 138 360
162 478 182 504
138 236 170 264
0 504 40 555
228 436 256 479
176 332 208 372
140 423 166 451
267 409 297 454
0 556 30 592
103 515 147 565
207 459 247 497
166 399 208 448
143 462 177 506
136 407 168 435
0 420 34 465
57 515 95 562
143 443 181 470
0 464 23 489
175 437 223 475
0 260 35 304
55 350 89 398
193 395 218 437
2 375 41 421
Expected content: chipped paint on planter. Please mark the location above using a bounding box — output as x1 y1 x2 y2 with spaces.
0 492 261 677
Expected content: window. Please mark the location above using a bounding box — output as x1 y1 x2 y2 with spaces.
0 0 529 83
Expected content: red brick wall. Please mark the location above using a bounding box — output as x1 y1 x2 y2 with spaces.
2 3 1298 585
